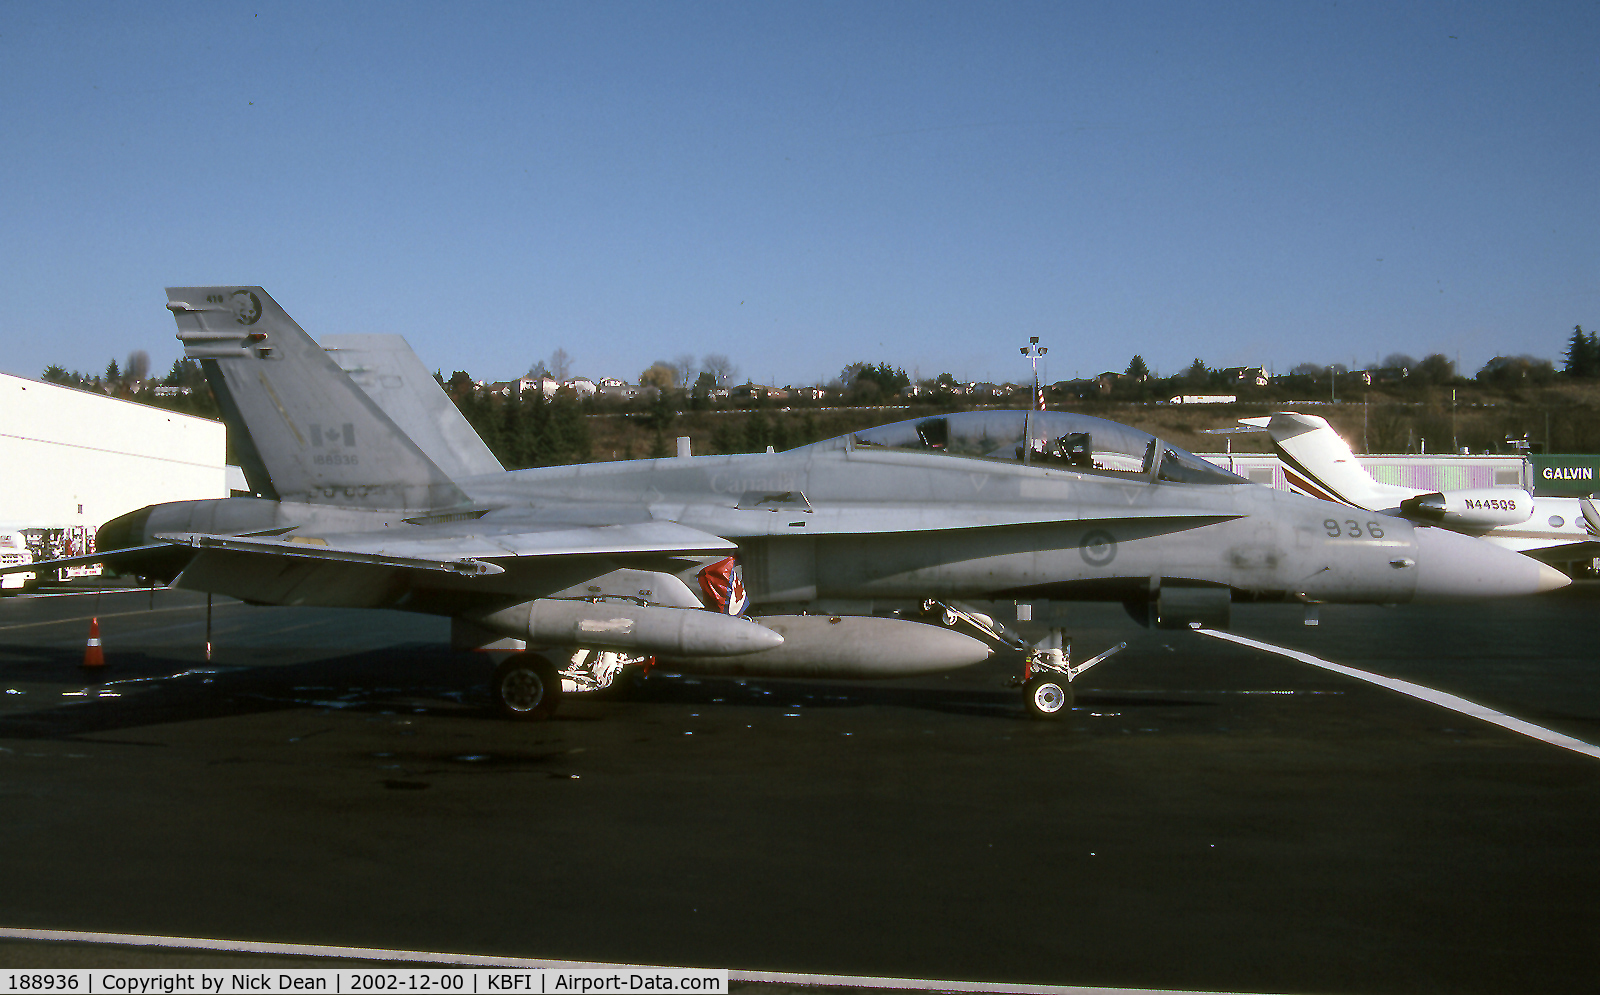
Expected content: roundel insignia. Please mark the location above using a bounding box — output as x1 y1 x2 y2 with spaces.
231 290 263 325
1079 528 1117 566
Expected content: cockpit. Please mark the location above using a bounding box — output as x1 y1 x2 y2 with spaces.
810 409 1249 486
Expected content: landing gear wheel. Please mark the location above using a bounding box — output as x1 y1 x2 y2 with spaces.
1024 676 1073 718
493 653 562 721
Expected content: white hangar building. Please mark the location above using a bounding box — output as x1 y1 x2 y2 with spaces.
0 372 228 534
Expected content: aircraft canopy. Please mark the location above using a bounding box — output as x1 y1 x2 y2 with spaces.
822 409 1248 486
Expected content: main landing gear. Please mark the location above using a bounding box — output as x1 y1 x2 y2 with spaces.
492 653 562 721
927 601 1126 720
490 648 652 720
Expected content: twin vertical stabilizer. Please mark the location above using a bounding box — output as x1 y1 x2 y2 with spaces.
167 287 469 511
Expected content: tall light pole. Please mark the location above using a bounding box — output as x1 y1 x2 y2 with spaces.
1022 336 1047 410
1021 337 1047 466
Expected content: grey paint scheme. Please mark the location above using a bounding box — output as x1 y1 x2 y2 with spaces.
75 288 1568 679
320 333 503 482
168 288 466 511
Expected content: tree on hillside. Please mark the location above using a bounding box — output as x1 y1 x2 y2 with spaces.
163 357 206 389
640 362 676 390
1413 353 1455 385
701 353 737 386
105 358 121 384
476 389 590 469
548 348 572 382
1477 355 1556 386
840 362 909 402
690 370 717 408
1124 355 1149 380
669 353 697 389
1563 326 1599 378
1382 353 1415 372
1184 358 1208 384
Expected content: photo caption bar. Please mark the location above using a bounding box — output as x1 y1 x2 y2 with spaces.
1 971 727 994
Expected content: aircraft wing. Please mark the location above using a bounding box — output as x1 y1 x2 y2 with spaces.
0 544 173 576
3 521 736 588
154 519 737 570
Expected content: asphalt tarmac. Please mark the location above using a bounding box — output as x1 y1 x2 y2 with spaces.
2 582 1597 994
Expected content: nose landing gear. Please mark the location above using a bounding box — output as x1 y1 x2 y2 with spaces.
926 601 1127 720
1024 675 1072 717
1015 631 1127 718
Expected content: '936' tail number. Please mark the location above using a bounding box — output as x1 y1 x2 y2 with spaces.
1325 519 1384 539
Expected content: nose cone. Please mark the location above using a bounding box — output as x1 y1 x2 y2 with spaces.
1410 527 1571 601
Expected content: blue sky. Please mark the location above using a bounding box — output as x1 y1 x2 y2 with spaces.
2 1 1596 388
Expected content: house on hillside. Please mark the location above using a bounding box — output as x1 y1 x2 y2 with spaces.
564 377 597 398
1219 366 1269 387
489 376 561 398
732 383 784 401
597 377 639 400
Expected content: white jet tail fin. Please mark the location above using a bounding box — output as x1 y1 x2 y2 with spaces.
1245 412 1416 511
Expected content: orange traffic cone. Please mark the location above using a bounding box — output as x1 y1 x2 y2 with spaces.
82 617 104 669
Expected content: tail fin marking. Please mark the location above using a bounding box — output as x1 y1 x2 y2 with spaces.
167 287 468 512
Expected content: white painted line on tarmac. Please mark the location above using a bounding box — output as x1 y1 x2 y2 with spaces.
0 927 1251 995
1198 629 1600 761
17 588 165 600
0 604 207 634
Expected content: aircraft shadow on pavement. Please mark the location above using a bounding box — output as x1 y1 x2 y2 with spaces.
0 642 1209 739
0 641 476 740
622 670 1210 719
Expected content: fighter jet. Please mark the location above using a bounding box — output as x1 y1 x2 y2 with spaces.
9 289 1569 720
1241 411 1600 560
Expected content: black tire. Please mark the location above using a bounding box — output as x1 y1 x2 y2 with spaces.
492 653 562 721
1024 676 1073 718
